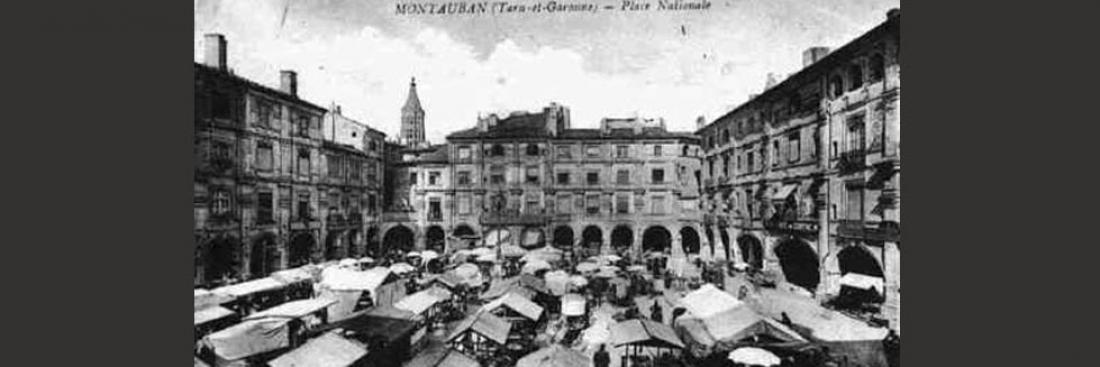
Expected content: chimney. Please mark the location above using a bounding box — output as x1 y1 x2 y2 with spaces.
802 47 831 68
280 70 298 96
887 8 900 19
696 116 707 130
204 34 227 71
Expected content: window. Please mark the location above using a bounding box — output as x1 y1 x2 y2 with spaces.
737 155 743 171
409 172 417 184
211 141 231 162
847 115 866 153
458 146 471 160
651 169 665 184
586 193 600 215
428 171 440 186
257 192 273 223
351 132 357 138
490 173 505 184
616 193 630 214
745 190 754 218
829 75 844 99
556 172 570 185
525 193 540 213
328 155 341 178
556 146 572 159
557 194 572 214
651 196 666 214
365 162 377 182
870 54 886 82
653 145 662 157
617 169 630 185
708 159 715 177
367 194 377 214
457 171 471 185
429 199 442 221
212 189 231 215
297 192 311 219
349 161 361 180
846 186 863 220
295 112 310 137
772 140 781 167
587 172 599 185
722 156 729 177
297 148 310 174
585 145 600 158
848 63 864 91
526 144 540 156
255 99 273 127
525 166 540 184
212 92 231 119
747 152 755 173
369 140 378 151
490 144 505 157
458 195 471 214
616 145 629 158
831 141 838 158
788 133 801 163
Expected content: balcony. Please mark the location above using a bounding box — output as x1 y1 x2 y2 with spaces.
382 211 416 223
837 149 866 173
481 209 549 226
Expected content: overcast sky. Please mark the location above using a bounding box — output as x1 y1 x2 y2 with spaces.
194 0 899 143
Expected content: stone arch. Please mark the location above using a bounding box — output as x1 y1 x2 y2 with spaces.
581 225 602 256
249 233 280 278
611 225 633 254
680 227 700 255
453 224 476 238
838 244 885 277
737 234 764 270
642 226 672 253
205 235 241 283
382 225 415 256
774 238 820 292
552 225 574 250
426 225 446 253
288 232 316 268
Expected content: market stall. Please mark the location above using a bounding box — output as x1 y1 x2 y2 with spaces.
201 318 292 367
446 312 513 365
515 344 588 367
211 277 293 316
609 319 686 367
267 331 367 367
318 267 406 322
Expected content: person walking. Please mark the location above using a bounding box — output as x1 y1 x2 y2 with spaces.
593 343 611 367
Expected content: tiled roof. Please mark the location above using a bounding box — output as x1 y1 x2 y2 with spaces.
194 63 326 112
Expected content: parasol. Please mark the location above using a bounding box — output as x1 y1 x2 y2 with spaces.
727 347 781 366
419 250 440 262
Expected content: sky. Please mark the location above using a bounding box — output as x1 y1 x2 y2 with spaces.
194 0 900 143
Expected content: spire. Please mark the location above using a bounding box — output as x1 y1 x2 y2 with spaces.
403 77 423 113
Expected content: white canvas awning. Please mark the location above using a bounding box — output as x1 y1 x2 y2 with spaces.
394 290 443 315
244 298 337 321
679 284 743 319
267 332 366 367
212 278 286 298
194 306 236 327
205 318 290 361
840 273 885 292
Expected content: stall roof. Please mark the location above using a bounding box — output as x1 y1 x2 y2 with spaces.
212 277 286 298
271 268 314 285
680 284 743 319
480 277 534 300
437 350 481 367
515 344 589 367
747 288 888 342
245 298 337 321
425 285 454 300
195 288 236 310
610 319 685 349
447 312 512 345
482 293 544 321
205 318 290 361
395 290 443 315
194 357 211 367
322 267 393 291
267 332 367 367
840 273 885 292
700 305 806 343
194 305 236 327
335 313 420 343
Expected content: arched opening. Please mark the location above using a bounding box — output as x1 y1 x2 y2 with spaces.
288 233 315 268
453 224 476 238
346 230 362 259
838 245 885 277
249 234 279 278
324 231 344 261
382 225 415 256
848 63 864 90
719 229 731 259
829 74 845 99
869 54 886 82
426 225 446 253
680 227 700 255
205 236 240 283
520 227 545 249
552 226 574 250
365 227 380 258
642 226 671 254
737 235 764 270
774 239 820 292
611 225 633 254
581 226 602 257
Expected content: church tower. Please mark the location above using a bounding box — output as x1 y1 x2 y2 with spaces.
400 77 426 147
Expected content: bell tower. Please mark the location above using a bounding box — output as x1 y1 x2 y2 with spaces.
400 77 426 147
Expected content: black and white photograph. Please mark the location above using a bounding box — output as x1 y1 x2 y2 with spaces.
192 1 901 366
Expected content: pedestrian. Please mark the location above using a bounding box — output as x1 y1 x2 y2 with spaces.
651 300 664 323
593 343 611 367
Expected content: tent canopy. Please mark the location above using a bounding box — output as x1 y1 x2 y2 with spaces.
482 292 544 321
194 305 236 327
610 319 685 349
194 288 235 310
683 304 806 345
205 318 290 361
270 268 314 285
680 284 743 319
322 267 394 292
747 288 888 342
395 290 444 315
515 344 588 367
437 350 481 367
446 312 512 345
244 298 337 321
267 332 366 367
212 278 286 298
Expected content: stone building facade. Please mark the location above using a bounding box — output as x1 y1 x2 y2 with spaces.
697 10 900 329
194 34 386 287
